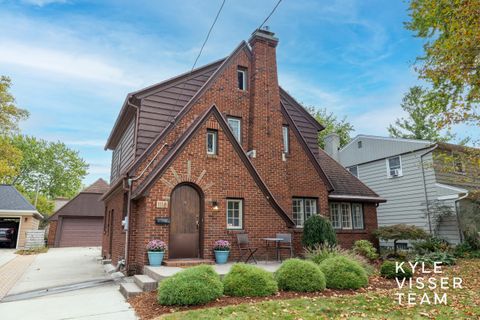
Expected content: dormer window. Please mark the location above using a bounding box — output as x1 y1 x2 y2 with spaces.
237 68 247 90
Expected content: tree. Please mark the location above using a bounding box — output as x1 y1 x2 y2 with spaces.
9 135 89 198
302 215 337 248
0 76 29 134
307 107 354 149
388 86 456 142
0 136 23 183
406 0 480 128
373 224 428 255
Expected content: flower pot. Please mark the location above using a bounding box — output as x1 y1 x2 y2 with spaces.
147 251 164 266
214 250 230 264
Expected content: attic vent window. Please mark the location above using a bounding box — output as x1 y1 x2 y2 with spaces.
357 141 362 148
237 68 247 91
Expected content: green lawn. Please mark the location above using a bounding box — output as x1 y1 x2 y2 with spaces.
159 260 480 320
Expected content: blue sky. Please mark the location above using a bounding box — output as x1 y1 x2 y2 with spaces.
1 0 477 186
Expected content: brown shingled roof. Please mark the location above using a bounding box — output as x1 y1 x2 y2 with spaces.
82 178 109 194
280 88 383 202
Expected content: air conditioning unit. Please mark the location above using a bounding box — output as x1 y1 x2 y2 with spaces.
391 169 401 177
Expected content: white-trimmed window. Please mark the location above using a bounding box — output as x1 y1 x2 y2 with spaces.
226 199 243 229
292 198 317 227
237 68 247 90
387 156 402 178
341 203 352 229
329 202 365 230
329 203 341 229
282 126 289 154
352 203 364 229
206 130 217 155
347 166 358 178
227 117 241 143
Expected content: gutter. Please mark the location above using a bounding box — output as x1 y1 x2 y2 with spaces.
420 144 438 235
454 192 469 243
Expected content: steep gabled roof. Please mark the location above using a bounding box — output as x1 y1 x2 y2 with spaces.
280 90 383 202
127 41 252 176
105 59 226 150
131 105 295 227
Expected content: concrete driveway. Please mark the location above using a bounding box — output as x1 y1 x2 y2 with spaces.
0 247 137 320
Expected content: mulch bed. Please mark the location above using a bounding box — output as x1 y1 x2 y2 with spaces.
129 275 396 320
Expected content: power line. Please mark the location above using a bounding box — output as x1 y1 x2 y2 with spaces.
258 0 283 31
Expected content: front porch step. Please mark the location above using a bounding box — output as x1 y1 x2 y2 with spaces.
163 259 215 267
119 282 142 299
133 275 157 292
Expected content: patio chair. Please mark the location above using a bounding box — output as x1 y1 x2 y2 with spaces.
236 233 258 264
276 233 294 261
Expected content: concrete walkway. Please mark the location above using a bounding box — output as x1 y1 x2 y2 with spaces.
0 249 17 268
0 247 137 320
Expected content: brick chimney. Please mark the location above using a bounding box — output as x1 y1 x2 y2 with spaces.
247 28 288 205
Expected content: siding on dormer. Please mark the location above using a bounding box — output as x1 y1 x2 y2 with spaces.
110 118 135 183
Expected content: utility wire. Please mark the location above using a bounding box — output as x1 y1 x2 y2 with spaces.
258 0 283 31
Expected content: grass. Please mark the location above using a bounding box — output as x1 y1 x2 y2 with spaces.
15 246 48 255
158 259 480 320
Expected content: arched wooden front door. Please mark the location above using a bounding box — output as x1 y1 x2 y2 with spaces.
169 184 202 259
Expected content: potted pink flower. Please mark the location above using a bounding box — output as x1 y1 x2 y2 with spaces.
146 240 167 266
213 240 230 264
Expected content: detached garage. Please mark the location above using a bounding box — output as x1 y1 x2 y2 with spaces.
48 179 109 248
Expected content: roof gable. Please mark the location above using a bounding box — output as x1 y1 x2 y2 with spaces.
82 178 109 194
131 105 295 227
49 192 104 221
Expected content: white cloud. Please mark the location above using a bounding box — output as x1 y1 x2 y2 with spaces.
63 139 106 147
0 41 139 87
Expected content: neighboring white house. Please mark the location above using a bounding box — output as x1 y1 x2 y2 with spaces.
324 134 477 246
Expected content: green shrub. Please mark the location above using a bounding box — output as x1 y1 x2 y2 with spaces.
223 263 277 297
380 261 413 279
319 256 368 289
157 265 223 306
414 252 456 267
305 244 375 275
274 259 326 292
412 236 450 254
454 242 480 258
302 215 337 248
353 240 379 260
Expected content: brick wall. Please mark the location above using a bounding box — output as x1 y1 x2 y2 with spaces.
47 220 57 247
102 189 126 264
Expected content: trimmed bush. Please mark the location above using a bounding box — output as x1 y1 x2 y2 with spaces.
302 215 337 248
305 244 375 275
353 240 379 260
157 265 223 306
275 258 326 292
380 261 413 279
223 263 277 297
319 256 368 289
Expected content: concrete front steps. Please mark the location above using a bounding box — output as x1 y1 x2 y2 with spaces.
118 259 214 299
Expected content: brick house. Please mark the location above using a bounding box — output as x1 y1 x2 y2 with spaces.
102 29 385 272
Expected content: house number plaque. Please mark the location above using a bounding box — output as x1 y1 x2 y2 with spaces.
156 200 168 209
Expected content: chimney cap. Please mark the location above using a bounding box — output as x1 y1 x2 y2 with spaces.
249 28 279 46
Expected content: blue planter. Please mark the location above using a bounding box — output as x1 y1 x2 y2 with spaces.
214 250 230 264
147 251 164 266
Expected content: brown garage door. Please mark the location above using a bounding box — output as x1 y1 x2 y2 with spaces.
58 217 103 247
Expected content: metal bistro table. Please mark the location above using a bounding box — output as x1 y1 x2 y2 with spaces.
262 237 283 262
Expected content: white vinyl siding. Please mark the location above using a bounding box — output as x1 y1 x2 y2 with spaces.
293 198 317 227
226 199 242 229
227 118 241 143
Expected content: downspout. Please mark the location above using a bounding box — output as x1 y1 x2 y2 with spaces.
454 192 469 243
420 144 438 235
